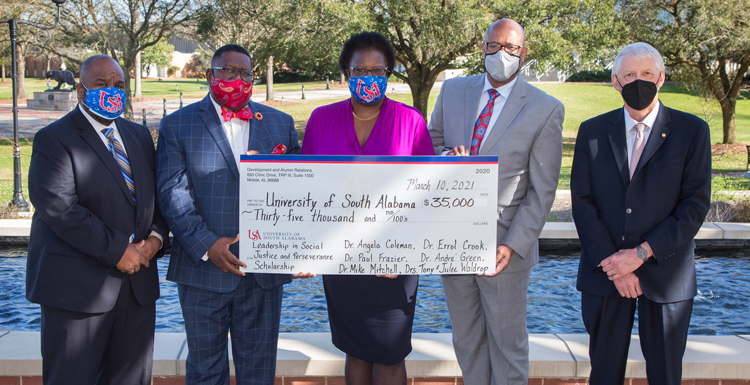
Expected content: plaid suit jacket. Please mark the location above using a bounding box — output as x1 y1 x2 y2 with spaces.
156 95 299 292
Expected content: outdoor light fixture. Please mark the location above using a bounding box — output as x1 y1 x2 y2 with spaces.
1 0 66 210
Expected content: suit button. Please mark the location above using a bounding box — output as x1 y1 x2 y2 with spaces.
626 208 632 214
622 236 625 241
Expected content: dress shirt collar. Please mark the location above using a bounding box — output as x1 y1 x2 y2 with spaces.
482 75 518 100
79 103 116 132
624 100 661 133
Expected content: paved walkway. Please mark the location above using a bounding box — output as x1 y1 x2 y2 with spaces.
0 82 435 138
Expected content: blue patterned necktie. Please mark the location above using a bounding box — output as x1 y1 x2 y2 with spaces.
102 127 136 203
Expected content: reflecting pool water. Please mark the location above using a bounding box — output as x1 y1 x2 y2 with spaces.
1 249 748 335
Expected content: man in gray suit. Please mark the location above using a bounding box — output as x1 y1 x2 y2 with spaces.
428 19 564 385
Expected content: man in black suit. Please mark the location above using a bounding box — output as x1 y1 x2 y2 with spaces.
571 42 711 385
26 55 169 385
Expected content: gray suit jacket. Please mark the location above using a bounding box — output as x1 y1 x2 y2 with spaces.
429 74 564 272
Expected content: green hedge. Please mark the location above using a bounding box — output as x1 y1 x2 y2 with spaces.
566 70 612 82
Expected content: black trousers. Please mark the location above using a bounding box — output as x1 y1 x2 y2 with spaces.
40 275 156 385
582 292 693 385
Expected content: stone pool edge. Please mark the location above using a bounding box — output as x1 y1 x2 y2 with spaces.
2 220 749 250
1 331 749 383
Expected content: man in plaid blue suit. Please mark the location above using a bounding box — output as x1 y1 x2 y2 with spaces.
156 45 301 385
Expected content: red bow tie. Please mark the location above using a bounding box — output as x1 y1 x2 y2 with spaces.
221 106 252 122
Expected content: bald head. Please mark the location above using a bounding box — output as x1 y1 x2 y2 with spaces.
481 18 528 87
485 19 525 46
79 55 124 85
75 54 126 123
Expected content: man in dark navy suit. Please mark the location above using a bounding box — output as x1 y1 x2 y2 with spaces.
27 55 168 385
571 42 711 385
156 44 302 385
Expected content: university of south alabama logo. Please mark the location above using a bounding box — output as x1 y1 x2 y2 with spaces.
356 78 381 102
99 90 122 113
84 86 126 120
248 230 261 241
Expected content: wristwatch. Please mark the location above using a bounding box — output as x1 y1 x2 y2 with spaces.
636 245 648 262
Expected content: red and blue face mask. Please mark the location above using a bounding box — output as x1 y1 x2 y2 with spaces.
349 76 387 104
83 84 126 120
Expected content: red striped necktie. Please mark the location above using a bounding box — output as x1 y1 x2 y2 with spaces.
471 89 500 156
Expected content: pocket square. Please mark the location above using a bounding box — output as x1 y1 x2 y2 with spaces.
271 144 287 155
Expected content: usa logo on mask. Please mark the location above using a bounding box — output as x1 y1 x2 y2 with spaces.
356 78 381 102
83 86 127 120
99 90 122 113
348 75 387 104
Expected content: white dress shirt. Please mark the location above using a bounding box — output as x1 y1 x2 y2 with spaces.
79 104 163 248
202 97 251 261
210 96 250 171
624 100 660 167
79 104 128 157
475 75 518 153
441 75 518 155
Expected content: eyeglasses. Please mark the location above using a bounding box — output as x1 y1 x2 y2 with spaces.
484 42 524 56
349 67 388 77
210 67 254 81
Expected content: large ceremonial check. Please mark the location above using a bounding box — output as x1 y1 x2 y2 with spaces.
239 155 498 275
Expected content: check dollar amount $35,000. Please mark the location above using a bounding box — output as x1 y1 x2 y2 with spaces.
239 155 498 275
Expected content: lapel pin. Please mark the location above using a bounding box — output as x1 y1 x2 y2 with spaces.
661 133 666 137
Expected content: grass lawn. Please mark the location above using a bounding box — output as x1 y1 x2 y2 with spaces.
0 138 32 207
533 83 750 190
1 80 747 208
271 82 748 191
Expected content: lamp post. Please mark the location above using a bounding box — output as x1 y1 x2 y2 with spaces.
1 0 66 210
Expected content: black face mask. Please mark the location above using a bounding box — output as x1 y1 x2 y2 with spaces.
617 76 659 111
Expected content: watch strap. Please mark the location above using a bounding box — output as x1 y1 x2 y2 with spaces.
636 245 648 262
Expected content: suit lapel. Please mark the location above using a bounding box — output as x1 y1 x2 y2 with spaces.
607 110 630 186
74 108 135 206
200 96 239 179
116 119 148 208
634 103 671 177
478 76 527 154
247 101 261 152
463 75 485 147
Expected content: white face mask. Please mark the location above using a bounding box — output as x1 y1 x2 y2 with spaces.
484 50 521 82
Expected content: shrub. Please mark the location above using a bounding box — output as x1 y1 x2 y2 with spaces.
735 199 750 222
183 53 210 79
167 65 180 78
272 71 319 84
566 70 612 82
706 192 750 222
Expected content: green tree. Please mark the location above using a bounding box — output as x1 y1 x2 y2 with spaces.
194 0 283 99
44 0 195 119
194 0 276 52
140 39 173 76
0 43 10 82
0 0 58 98
620 0 750 144
194 0 361 100
181 49 211 79
263 0 365 80
365 0 490 119
365 0 622 120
